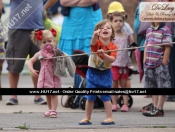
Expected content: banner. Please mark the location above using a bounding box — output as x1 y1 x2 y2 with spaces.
0 88 175 95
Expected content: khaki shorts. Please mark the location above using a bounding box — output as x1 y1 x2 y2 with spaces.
6 29 40 73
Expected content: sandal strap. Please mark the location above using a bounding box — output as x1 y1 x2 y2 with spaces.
80 119 91 123
50 110 57 113
103 118 114 122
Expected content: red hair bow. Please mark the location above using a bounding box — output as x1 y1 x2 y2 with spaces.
50 28 57 37
36 30 43 40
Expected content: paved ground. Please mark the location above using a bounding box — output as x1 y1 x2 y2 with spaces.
0 68 175 131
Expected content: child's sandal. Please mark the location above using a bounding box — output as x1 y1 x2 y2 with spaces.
101 118 115 125
50 110 57 118
43 111 51 117
79 119 92 125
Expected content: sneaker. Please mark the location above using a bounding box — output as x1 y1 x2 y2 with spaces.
120 104 129 112
112 104 118 111
6 98 18 105
142 108 164 117
140 103 154 112
34 97 47 105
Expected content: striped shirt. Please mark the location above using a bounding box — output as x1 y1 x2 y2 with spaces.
144 23 172 68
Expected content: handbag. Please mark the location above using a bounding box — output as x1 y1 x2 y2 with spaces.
61 6 70 16
92 2 100 11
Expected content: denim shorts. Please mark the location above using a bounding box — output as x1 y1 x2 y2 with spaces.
85 67 112 102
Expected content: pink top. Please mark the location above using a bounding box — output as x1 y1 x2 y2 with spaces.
112 35 131 67
37 45 61 88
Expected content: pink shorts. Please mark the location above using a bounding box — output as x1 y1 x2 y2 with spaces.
111 66 129 81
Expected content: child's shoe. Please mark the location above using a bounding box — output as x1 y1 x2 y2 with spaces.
120 104 129 112
142 108 164 117
112 104 118 111
50 110 57 118
43 110 51 117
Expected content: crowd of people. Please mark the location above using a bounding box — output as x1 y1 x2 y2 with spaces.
0 0 175 125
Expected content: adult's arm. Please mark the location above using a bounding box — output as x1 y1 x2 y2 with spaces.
44 0 58 10
0 0 2 18
75 0 98 7
60 0 98 7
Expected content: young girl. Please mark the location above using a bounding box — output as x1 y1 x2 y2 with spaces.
28 28 61 118
79 19 118 125
108 12 131 112
142 22 172 117
107 1 136 89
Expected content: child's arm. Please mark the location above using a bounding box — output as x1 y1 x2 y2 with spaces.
97 49 115 63
91 29 101 46
28 52 40 77
162 46 171 65
143 47 147 63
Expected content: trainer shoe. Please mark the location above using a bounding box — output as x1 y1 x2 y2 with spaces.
34 97 47 105
6 98 18 105
142 108 164 117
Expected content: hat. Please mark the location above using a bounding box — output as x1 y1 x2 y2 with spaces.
107 1 125 14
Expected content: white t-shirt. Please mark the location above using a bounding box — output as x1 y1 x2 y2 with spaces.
122 22 134 36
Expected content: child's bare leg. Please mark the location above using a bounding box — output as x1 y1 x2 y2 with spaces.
126 79 131 88
50 95 58 111
157 95 166 110
46 95 51 110
84 100 94 120
104 101 113 119
111 81 119 106
152 95 158 108
120 79 128 105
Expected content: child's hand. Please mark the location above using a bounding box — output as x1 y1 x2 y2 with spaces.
94 29 101 37
31 70 39 78
97 49 105 57
162 61 168 66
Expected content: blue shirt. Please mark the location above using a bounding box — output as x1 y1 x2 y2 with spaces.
9 0 44 29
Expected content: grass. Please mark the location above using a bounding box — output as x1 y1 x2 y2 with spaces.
13 110 22 114
15 123 30 130
0 128 3 130
153 126 166 128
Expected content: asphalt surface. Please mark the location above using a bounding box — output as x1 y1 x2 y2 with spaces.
1 68 175 131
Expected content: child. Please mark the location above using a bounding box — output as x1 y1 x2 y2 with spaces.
142 22 172 117
107 1 135 45
107 1 137 89
79 19 118 125
28 28 61 118
108 12 131 112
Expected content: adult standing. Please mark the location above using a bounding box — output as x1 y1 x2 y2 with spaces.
59 0 102 87
0 0 5 101
5 0 58 105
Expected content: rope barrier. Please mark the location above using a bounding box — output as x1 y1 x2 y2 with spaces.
0 42 174 60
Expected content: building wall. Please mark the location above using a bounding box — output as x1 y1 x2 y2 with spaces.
99 0 138 30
